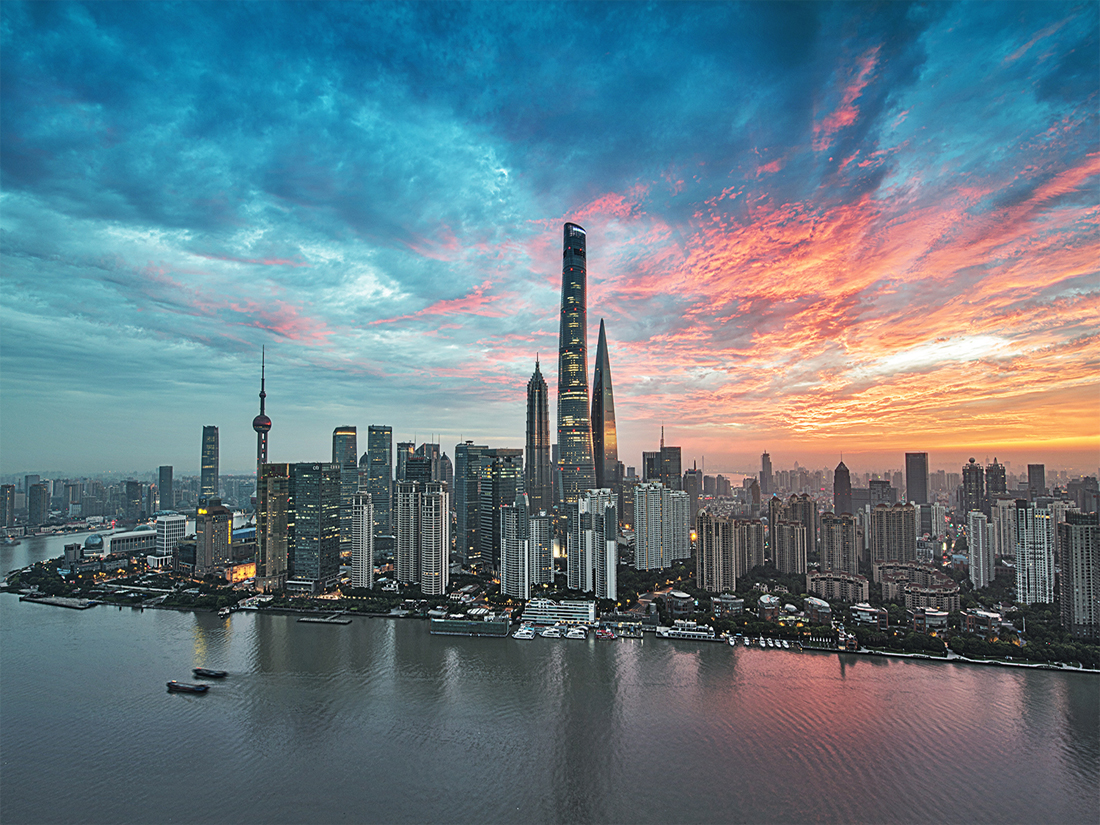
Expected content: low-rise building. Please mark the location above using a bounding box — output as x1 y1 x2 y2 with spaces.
962 609 1002 638
806 569 869 603
521 597 596 626
712 594 744 618
851 602 889 630
664 590 695 619
804 596 832 624
911 607 949 633
758 593 780 621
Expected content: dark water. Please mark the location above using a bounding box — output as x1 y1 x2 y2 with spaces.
2 535 1097 825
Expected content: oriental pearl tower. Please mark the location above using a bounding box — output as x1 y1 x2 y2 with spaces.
252 347 271 510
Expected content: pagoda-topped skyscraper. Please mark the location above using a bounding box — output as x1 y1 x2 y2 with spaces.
556 222 595 503
525 357 553 513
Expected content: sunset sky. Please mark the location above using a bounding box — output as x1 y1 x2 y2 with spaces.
2 1 1097 478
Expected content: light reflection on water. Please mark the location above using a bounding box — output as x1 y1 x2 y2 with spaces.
1 537 1097 824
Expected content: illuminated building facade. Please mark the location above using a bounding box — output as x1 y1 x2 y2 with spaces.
252 349 271 503
332 426 358 553
351 490 374 590
556 222 595 503
525 359 553 514
200 425 219 500
366 425 393 537
591 319 619 498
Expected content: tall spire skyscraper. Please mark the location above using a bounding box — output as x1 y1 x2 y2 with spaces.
591 319 618 491
252 348 271 501
556 222 595 503
525 357 552 513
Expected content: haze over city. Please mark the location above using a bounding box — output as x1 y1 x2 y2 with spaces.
2 1 1097 477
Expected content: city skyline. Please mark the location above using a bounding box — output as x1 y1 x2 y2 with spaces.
2 2 1097 476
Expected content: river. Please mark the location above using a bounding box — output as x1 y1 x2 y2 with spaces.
1 532 1096 824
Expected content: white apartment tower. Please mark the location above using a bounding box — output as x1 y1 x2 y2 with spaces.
1015 502 1054 605
351 490 374 590
634 483 690 571
966 510 994 590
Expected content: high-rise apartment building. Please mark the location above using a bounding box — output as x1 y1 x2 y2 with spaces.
833 461 853 515
985 458 1007 514
394 480 449 594
967 510 994 589
783 494 818 560
158 466 174 511
529 511 554 586
634 483 690 571
591 320 619 497
351 490 374 590
524 359 553 514
905 452 929 505
961 458 985 516
567 488 617 600
556 222 596 503
683 466 704 525
366 425 393 536
696 509 736 593
1059 511 1099 639
870 502 917 563
395 480 420 584
821 512 859 575
501 494 531 600
1014 501 1053 605
200 426 219 499
771 519 807 575
991 497 1017 559
153 513 187 569
332 426 358 553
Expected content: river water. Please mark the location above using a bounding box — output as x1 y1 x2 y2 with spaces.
2 533 1097 824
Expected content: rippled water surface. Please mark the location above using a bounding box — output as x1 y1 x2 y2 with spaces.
2 535 1097 824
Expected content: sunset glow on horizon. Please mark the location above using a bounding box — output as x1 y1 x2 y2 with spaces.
1 1 1097 476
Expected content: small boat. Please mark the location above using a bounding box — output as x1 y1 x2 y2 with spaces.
218 607 231 618
192 668 228 679
595 628 615 639
167 681 209 694
539 626 562 638
565 627 587 639
767 638 775 648
782 640 790 649
512 626 535 640
743 636 750 647
758 637 766 648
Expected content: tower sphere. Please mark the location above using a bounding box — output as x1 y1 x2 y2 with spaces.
253 414 272 433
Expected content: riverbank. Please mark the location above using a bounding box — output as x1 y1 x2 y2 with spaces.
799 641 1098 674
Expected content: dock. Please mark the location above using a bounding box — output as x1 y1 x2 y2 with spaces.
298 613 352 625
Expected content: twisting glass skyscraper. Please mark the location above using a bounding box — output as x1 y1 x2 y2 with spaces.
591 318 618 492
557 222 595 503
525 357 552 513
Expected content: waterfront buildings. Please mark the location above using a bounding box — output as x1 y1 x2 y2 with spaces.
591 320 619 498
478 448 523 572
395 480 450 594
501 494 531 600
1 484 14 527
522 597 596 626
528 511 554 586
257 462 341 594
366 425 393 537
1059 511 1099 639
158 466 174 511
454 441 489 565
1014 501 1054 605
351 490 374 590
195 497 232 575
151 513 186 569
967 510 994 589
395 481 420 584
905 452 928 505
696 509 736 593
556 222 596 503
332 426 358 553
524 359 553 513
200 425 219 499
28 482 49 528
634 482 690 571
567 488 617 600
806 569 869 603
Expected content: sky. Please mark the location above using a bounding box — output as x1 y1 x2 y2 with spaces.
1 1 1098 479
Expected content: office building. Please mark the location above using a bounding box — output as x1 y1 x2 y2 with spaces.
1014 501 1054 605
196 498 233 575
455 441 489 565
1 484 15 527
658 435 682 491
870 502 917 563
684 465 704 524
821 512 859 575
158 466 174 511
252 349 271 498
905 453 928 505
332 426 358 553
151 513 186 569
556 222 596 503
366 425 393 536
257 462 340 594
395 442 414 481
124 480 142 522
1027 464 1046 500
200 425 219 499
27 482 49 528
522 597 596 626
591 320 619 497
967 510 994 589
760 452 773 497
833 461 852 515
501 495 531 600
634 483 690 571
405 454 433 484
477 448 523 571
985 458 1007 513
351 490 374 590
523 358 553 514
1059 512 1099 639
961 458 984 516
256 465 290 592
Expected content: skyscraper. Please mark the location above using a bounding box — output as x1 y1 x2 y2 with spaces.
259 462 341 595
332 426 358 553
501 494 531 600
252 349 271 501
396 442 414 482
556 222 595 503
696 509 736 593
567 488 617 599
1 484 15 527
634 483 690 571
454 441 488 565
591 319 619 494
351 490 374 590
394 480 450 594
200 425 219 500
478 448 523 571
961 458 984 515
158 465 174 511
1059 512 1099 639
870 502 917 563
1027 464 1047 500
771 519 807 575
525 358 553 514
366 425 393 536
760 452 773 497
985 458 1007 514
905 452 928 505
967 510 994 589
833 461 853 515
28 483 49 528
395 480 420 584
821 512 859 575
1015 501 1054 605
196 497 233 575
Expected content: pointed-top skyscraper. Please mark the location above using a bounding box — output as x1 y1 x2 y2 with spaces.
252 348 272 503
557 222 595 503
591 319 618 492
525 356 553 513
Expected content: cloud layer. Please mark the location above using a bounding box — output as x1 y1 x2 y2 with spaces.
2 1 1097 476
